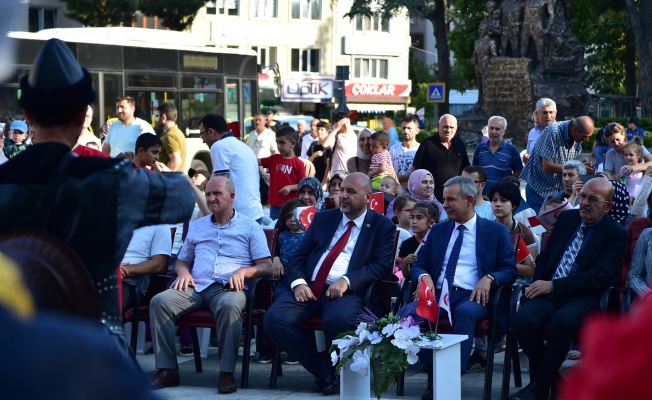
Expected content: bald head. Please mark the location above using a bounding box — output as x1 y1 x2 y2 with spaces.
569 116 595 144
344 172 372 193
339 172 372 219
578 178 614 224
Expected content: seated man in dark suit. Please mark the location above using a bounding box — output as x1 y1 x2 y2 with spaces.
263 172 396 395
410 175 517 400
510 178 627 400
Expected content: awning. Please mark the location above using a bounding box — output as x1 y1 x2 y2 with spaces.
347 103 406 113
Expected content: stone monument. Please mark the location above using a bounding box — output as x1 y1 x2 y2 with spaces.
464 0 591 147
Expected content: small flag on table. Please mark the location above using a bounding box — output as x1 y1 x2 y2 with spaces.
416 277 439 323
440 278 452 325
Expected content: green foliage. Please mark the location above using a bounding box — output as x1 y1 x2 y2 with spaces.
416 128 436 143
448 0 485 90
61 0 137 27
139 0 208 31
370 341 408 399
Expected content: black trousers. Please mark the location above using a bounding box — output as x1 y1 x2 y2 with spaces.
512 295 599 388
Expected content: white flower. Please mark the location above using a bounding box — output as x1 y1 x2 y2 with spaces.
350 349 370 376
381 323 399 337
369 331 383 345
331 350 339 366
405 344 421 364
332 336 360 354
355 322 368 336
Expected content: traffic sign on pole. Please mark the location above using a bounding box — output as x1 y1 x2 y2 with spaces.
426 83 446 103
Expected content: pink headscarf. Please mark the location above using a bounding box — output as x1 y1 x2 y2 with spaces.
407 169 444 216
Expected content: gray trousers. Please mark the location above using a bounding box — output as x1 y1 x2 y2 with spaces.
149 283 246 373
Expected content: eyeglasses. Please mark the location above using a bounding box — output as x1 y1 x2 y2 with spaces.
473 180 486 184
199 129 208 136
578 193 610 205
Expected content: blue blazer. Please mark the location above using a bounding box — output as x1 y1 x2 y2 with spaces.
285 208 396 296
410 216 517 287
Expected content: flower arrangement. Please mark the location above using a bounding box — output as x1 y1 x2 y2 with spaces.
330 308 442 399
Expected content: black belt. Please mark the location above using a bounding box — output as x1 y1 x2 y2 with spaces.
452 286 470 291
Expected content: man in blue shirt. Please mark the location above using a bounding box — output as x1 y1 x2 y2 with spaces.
472 115 523 193
626 117 645 142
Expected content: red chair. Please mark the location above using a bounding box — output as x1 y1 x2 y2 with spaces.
122 274 171 353
175 228 279 388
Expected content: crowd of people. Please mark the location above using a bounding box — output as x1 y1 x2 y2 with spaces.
3 36 652 400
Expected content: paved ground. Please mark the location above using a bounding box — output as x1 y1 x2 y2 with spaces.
136 341 579 400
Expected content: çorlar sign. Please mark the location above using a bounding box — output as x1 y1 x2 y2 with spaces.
281 75 334 103
345 82 411 98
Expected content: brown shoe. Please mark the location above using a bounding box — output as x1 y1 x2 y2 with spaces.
150 369 180 389
218 371 237 394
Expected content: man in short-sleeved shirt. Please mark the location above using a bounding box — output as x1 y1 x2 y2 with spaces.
389 115 421 189
520 117 595 212
247 114 278 159
472 116 523 193
149 177 272 393
323 112 358 174
157 103 186 171
412 114 470 201
102 96 155 157
202 113 264 222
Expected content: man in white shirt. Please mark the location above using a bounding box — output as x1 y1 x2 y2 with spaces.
389 115 421 189
264 173 396 395
201 113 264 223
299 118 319 159
246 113 278 159
523 98 557 163
78 105 101 148
102 96 155 157
462 166 495 220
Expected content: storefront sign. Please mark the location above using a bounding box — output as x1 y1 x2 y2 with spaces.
345 83 410 98
258 73 274 89
281 75 334 103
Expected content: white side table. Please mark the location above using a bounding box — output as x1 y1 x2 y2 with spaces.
420 334 468 400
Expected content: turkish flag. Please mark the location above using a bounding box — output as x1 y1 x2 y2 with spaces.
294 205 316 231
416 277 439 323
515 236 531 264
368 192 384 213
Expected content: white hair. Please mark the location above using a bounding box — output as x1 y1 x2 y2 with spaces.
488 115 507 131
536 98 556 112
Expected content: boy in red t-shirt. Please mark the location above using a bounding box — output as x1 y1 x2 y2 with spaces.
260 126 306 219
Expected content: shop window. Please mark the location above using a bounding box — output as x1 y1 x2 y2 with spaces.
353 58 388 79
291 49 320 73
29 7 58 32
291 0 321 20
355 15 389 32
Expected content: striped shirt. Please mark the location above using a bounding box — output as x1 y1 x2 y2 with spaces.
521 121 582 199
472 140 523 193
370 150 395 176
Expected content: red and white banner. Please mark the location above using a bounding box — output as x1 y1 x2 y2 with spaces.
345 82 410 98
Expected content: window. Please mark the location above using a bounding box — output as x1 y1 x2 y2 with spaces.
206 0 239 16
353 58 388 79
291 49 320 73
28 7 58 32
252 0 277 18
252 46 277 66
355 15 389 32
291 0 321 20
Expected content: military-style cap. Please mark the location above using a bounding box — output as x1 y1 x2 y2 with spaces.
19 38 94 112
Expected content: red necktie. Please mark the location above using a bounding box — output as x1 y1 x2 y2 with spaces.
312 221 356 299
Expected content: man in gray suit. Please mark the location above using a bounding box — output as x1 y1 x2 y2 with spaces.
149 177 272 394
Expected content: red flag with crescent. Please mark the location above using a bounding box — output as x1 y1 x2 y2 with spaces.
515 236 531 264
294 205 316 231
416 277 439 323
368 192 384 213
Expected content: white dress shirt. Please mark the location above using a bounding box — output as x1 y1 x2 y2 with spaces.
436 214 480 290
291 210 368 290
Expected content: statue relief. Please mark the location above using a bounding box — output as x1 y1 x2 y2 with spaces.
500 0 524 57
520 0 555 65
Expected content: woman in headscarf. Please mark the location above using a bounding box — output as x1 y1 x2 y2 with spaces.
346 128 373 174
609 179 633 228
296 176 324 211
387 169 444 219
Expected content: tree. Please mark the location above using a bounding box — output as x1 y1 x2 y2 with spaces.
61 0 137 27
347 0 452 115
448 0 485 91
139 0 209 31
625 0 652 117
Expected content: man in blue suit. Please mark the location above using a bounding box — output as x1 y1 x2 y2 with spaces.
264 172 396 395
410 175 517 400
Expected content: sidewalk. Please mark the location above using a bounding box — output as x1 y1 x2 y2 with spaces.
136 345 553 399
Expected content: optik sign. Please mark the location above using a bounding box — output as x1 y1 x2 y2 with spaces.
281 75 334 103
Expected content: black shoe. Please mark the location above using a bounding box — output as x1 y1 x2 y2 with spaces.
322 374 340 396
179 343 193 356
509 382 549 400
284 355 299 365
313 377 328 392
466 351 487 373
256 353 273 364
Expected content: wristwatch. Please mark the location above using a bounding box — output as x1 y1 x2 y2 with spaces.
486 274 496 284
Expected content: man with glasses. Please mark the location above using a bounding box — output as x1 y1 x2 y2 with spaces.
510 178 626 400
520 116 596 212
462 166 494 219
412 114 470 201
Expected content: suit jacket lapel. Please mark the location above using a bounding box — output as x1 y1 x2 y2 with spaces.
475 218 488 274
434 220 455 276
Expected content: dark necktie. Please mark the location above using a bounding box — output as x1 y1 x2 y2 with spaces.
312 221 356 299
444 225 466 293
553 224 587 279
